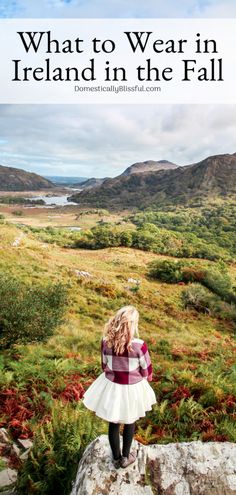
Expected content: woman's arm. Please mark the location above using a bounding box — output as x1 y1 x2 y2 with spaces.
101 338 108 371
139 341 153 381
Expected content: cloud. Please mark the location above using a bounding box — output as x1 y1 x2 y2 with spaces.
192 0 236 17
0 104 236 177
0 0 236 18
0 3 235 178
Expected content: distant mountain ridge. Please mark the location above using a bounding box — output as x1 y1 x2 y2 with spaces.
69 153 236 209
0 165 54 191
45 176 87 186
73 160 177 190
121 160 177 176
77 177 108 189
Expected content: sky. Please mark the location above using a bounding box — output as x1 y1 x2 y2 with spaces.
0 0 236 178
1 0 236 19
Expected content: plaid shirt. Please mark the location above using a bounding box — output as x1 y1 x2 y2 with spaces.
101 337 153 385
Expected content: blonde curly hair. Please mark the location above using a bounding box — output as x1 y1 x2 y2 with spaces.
104 306 139 355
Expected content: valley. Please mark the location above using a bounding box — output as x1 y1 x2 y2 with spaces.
0 153 235 494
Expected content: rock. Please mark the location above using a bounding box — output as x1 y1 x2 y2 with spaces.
16 439 33 451
0 430 10 445
74 270 92 278
11 444 20 459
127 278 140 285
0 469 17 491
19 448 31 461
11 234 25 248
70 435 236 495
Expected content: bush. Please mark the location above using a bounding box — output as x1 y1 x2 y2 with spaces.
12 210 23 216
17 402 102 495
149 259 236 321
201 268 236 304
181 284 215 314
86 280 118 298
148 259 187 283
182 284 236 323
0 272 68 348
149 259 235 299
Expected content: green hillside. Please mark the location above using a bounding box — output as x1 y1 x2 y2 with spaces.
0 211 235 494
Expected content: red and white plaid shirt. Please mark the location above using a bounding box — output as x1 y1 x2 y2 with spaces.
101 337 153 385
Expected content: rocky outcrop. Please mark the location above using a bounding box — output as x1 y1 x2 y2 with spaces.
121 160 177 176
70 435 236 495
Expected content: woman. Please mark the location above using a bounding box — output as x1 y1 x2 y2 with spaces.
83 305 156 468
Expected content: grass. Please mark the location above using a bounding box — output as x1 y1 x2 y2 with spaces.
0 202 128 229
0 213 235 492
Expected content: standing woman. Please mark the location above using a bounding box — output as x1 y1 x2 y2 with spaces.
83 306 156 468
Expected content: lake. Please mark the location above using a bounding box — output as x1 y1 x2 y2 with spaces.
30 192 80 207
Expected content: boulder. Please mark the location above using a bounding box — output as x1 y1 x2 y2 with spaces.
127 278 141 285
74 270 92 278
0 469 17 492
70 435 236 495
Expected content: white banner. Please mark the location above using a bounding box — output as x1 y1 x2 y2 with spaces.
0 18 235 103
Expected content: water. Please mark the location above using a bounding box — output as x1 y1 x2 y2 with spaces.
30 193 79 207
64 226 81 231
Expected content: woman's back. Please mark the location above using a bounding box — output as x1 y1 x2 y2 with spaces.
101 337 153 384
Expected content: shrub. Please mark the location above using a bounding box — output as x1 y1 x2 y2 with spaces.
17 402 102 495
149 259 236 323
119 230 133 247
181 284 215 314
201 268 236 304
148 259 187 283
86 280 118 298
149 259 235 300
181 267 206 283
0 273 68 348
12 210 23 216
182 284 236 323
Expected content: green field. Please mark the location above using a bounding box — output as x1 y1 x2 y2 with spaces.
0 202 235 494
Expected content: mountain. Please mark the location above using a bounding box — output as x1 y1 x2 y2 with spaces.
77 177 108 189
69 153 236 209
72 161 176 190
121 160 177 176
0 165 54 191
45 176 87 186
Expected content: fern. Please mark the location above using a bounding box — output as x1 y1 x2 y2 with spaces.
217 418 236 442
16 401 103 495
176 397 204 422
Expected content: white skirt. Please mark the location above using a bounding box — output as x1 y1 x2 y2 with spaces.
82 372 157 424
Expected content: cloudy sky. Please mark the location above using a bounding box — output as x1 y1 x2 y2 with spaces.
1 0 236 18
0 0 236 178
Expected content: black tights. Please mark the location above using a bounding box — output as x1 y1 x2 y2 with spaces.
108 422 135 460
